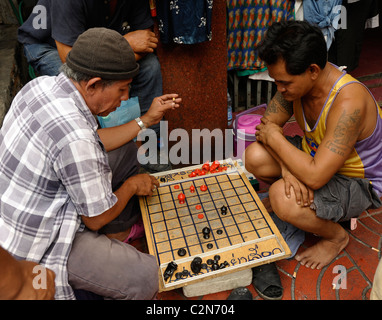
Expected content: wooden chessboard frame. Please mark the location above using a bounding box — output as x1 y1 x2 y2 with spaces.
139 159 291 291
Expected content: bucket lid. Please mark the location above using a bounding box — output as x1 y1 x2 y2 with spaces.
236 114 262 135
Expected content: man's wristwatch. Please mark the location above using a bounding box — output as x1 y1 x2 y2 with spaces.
135 117 146 130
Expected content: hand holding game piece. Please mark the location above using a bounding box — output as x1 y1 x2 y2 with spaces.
128 173 159 196
143 94 181 128
178 193 186 204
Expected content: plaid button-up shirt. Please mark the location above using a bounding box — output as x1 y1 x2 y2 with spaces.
0 73 117 299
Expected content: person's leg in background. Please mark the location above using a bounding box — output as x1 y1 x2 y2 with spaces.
23 43 62 76
130 52 163 135
129 53 171 172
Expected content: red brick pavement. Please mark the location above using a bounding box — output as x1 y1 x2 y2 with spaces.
154 206 382 301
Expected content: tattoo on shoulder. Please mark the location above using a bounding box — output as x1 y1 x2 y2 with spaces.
265 91 293 117
324 109 361 157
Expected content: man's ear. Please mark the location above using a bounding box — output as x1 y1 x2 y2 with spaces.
84 77 102 95
308 64 320 80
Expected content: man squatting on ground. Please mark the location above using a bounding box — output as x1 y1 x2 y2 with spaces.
245 21 382 270
0 28 181 300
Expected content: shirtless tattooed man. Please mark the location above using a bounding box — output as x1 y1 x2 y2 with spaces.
245 21 382 270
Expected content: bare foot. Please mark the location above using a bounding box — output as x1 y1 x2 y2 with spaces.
295 229 349 269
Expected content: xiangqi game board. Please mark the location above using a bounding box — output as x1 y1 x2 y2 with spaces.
139 159 291 291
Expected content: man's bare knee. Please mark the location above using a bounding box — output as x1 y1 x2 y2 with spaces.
243 142 258 173
269 180 298 223
244 142 270 174
269 180 285 217
244 142 281 182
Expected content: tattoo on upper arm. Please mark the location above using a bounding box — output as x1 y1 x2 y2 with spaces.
265 91 293 117
324 109 361 157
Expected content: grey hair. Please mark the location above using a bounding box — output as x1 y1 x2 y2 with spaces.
60 63 117 87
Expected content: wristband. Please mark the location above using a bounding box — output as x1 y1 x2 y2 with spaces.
135 117 146 130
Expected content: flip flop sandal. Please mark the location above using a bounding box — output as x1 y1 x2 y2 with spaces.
123 219 145 244
227 287 253 300
252 262 283 300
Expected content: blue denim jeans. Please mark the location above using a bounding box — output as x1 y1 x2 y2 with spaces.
130 52 163 135
23 43 63 77
23 43 163 134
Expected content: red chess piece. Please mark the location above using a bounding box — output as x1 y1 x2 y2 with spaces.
200 185 208 192
210 160 220 172
189 171 197 178
202 161 210 172
178 193 186 204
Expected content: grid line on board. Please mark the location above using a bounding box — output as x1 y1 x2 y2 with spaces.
144 169 275 266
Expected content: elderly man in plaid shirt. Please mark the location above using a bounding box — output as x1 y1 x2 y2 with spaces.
0 28 180 300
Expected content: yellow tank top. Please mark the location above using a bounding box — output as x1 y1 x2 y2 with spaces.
294 71 382 186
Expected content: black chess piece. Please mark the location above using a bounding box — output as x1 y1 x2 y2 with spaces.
191 257 202 274
177 248 187 256
163 261 178 281
202 227 210 235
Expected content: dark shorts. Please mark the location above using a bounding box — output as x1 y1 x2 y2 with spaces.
99 140 141 234
286 136 382 222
